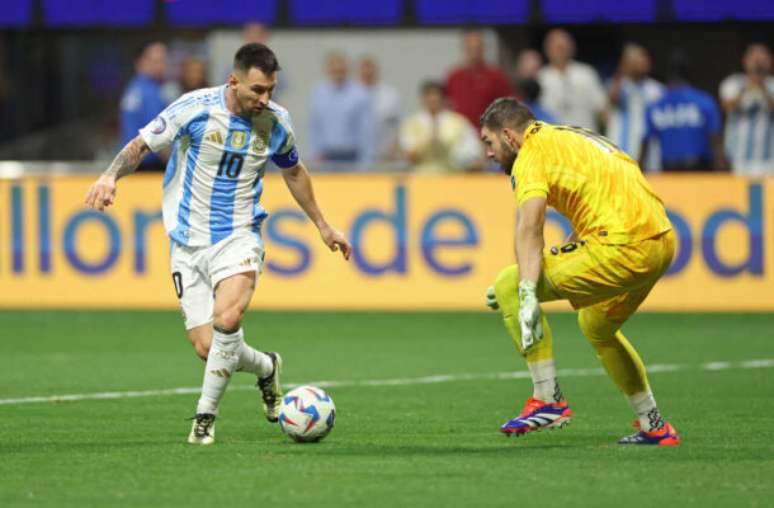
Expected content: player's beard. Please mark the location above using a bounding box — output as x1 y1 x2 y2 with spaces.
498 145 518 175
235 88 263 119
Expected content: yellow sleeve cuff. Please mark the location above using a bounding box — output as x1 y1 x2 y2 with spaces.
516 188 548 205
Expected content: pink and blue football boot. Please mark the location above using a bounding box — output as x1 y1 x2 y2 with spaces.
500 397 573 436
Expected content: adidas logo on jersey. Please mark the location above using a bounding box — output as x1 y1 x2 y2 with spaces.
205 131 224 145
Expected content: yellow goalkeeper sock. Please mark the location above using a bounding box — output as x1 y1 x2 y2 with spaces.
579 310 649 395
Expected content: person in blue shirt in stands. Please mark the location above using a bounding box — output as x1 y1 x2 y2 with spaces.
119 41 169 171
640 52 727 171
308 52 376 168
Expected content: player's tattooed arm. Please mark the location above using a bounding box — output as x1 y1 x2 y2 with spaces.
85 135 150 211
104 135 151 180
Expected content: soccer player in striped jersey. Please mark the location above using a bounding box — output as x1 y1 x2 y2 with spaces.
479 98 680 445
85 43 352 445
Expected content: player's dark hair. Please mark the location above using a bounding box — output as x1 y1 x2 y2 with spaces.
420 80 445 96
480 97 535 130
233 43 281 75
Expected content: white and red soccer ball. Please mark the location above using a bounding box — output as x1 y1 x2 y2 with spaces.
278 385 336 443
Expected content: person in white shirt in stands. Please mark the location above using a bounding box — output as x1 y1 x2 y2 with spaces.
719 43 774 175
358 56 401 162
399 81 483 174
538 29 606 130
605 43 665 171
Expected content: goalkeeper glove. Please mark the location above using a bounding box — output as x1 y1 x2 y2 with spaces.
485 286 499 310
518 280 543 352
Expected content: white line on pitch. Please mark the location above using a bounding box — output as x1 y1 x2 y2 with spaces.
0 358 772 407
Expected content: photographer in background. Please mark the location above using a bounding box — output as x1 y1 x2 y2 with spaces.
719 43 774 175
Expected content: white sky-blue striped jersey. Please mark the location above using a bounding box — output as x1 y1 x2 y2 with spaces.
605 77 665 162
139 85 299 247
719 74 774 175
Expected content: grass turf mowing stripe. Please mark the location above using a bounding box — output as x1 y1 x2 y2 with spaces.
1 357 771 406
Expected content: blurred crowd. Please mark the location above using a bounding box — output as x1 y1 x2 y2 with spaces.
122 25 774 175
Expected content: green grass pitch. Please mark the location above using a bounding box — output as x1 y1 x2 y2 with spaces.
1 311 773 507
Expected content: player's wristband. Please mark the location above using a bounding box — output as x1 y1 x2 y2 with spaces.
518 280 537 302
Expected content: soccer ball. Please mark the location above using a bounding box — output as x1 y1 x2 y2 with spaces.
278 385 336 443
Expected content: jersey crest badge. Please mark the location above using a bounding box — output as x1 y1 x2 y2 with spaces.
231 131 247 149
252 134 267 152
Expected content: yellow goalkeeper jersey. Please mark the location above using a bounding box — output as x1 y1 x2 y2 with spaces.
511 122 671 244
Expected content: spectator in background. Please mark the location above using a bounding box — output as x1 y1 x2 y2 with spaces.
164 55 209 100
308 52 375 165
120 41 169 171
641 52 727 171
719 43 774 175
605 43 664 169
399 81 483 174
538 29 606 129
242 21 270 45
359 56 401 161
514 49 543 80
445 30 514 126
180 56 208 94
513 49 556 123
514 78 557 123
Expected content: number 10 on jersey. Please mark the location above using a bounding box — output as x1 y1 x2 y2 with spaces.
217 152 244 179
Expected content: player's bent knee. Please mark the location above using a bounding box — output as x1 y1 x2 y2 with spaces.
577 310 618 347
494 265 520 308
577 311 598 342
214 306 244 333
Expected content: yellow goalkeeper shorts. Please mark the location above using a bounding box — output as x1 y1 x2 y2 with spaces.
544 229 675 320
497 230 675 324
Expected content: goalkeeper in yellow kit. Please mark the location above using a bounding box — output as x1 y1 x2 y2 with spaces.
479 97 680 445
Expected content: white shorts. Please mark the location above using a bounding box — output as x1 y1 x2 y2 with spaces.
170 231 265 330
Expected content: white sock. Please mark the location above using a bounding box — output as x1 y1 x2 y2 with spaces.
236 339 274 378
196 328 242 415
528 360 563 403
627 390 665 432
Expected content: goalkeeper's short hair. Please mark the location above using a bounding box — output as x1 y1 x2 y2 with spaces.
480 97 536 131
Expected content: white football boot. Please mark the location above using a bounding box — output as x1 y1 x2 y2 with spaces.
187 413 216 445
